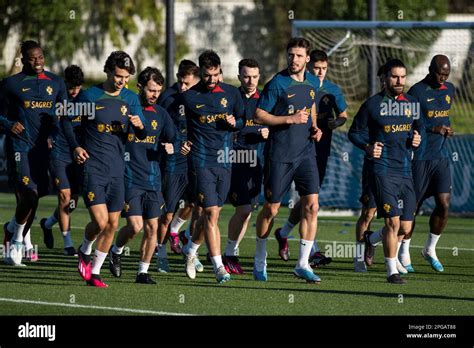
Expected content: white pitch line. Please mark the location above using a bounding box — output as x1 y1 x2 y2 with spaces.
0 297 193 316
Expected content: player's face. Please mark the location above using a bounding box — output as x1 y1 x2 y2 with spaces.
107 67 131 92
201 66 221 90
178 74 199 93
23 48 45 74
309 60 328 81
433 66 450 85
287 47 310 74
67 84 82 99
386 67 406 96
238 66 260 94
141 79 162 106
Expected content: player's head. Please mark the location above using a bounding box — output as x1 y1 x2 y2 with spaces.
383 58 406 96
103 51 136 92
428 54 451 86
137 67 165 106
198 50 221 90
308 50 328 82
286 37 311 75
176 59 200 93
21 40 44 74
238 58 260 95
64 65 84 99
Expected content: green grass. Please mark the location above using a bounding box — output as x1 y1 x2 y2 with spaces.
0 193 473 316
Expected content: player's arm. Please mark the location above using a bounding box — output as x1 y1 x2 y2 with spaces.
161 110 177 155
348 102 383 158
129 95 147 139
225 89 245 130
328 87 348 130
309 102 322 141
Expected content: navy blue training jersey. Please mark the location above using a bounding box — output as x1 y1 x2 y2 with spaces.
51 90 85 162
0 70 67 152
408 76 454 161
257 69 318 163
314 78 348 157
158 83 188 174
182 82 245 168
68 85 146 178
348 91 418 177
125 104 176 191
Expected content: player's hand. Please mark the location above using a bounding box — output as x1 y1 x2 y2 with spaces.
10 122 25 135
225 114 236 127
162 143 174 155
290 109 309 124
129 115 144 130
328 116 347 130
74 146 89 164
432 125 453 137
180 140 192 156
258 127 269 139
47 136 53 150
366 142 384 158
310 126 322 142
412 130 421 148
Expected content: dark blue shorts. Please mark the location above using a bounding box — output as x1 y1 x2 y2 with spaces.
229 162 263 208
51 159 82 194
82 174 124 213
264 155 319 204
124 188 164 220
412 159 452 203
359 158 377 209
15 148 50 197
162 172 193 213
195 167 231 208
371 174 416 221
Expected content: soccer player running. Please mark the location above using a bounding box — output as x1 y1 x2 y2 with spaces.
224 58 267 274
253 37 322 283
181 50 244 283
156 60 202 272
274 49 347 268
40 65 85 256
348 59 421 284
108 67 175 284
399 55 455 273
73 51 146 287
354 64 386 272
1 40 68 266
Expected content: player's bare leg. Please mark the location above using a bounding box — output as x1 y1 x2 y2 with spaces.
253 201 279 280
183 207 206 279
224 204 252 274
381 216 406 284
203 206 229 283
354 207 376 272
57 189 77 255
134 218 158 284
396 221 413 273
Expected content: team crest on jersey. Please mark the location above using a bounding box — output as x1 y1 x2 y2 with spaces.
55 177 60 187
22 176 30 185
88 192 95 202
383 203 391 213
405 108 411 117
24 101 30 108
151 120 158 130
384 125 391 133
428 111 434 118
128 134 135 142
220 98 228 108
310 89 316 100
200 115 206 123
97 124 105 132
197 192 205 203
322 96 329 104
46 86 53 95
124 203 130 213
120 105 128 116
445 95 451 104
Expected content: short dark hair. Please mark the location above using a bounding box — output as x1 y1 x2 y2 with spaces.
64 65 84 87
383 58 406 76
309 50 328 63
177 59 199 78
138 67 165 87
238 58 260 72
286 37 311 55
21 40 41 58
104 51 136 75
198 50 221 70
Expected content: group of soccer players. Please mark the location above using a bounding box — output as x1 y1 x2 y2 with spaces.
0 37 454 287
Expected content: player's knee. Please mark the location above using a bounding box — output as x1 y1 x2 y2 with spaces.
21 189 39 206
95 219 108 232
237 206 252 221
303 201 319 218
263 203 279 219
204 208 219 224
129 221 143 235
437 200 450 216
362 208 376 223
58 190 71 206
385 219 400 234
